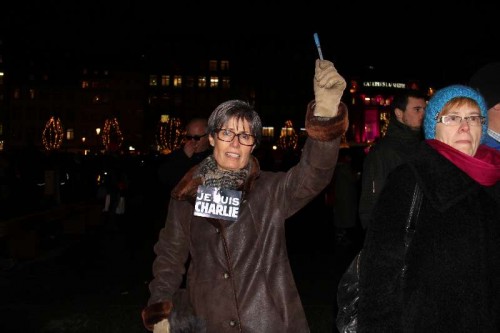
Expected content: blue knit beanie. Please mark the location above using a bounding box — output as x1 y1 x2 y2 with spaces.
423 84 489 142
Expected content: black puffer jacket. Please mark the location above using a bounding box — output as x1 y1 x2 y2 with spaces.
358 141 500 333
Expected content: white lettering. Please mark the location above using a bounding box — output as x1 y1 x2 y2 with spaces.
231 206 239 218
362 81 406 89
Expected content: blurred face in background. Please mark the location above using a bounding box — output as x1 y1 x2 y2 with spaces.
395 96 426 130
209 116 254 171
185 119 209 154
435 98 483 156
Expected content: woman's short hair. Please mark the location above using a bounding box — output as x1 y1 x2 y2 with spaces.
207 100 262 146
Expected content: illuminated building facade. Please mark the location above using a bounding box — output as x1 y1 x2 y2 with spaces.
345 76 433 145
1 36 436 153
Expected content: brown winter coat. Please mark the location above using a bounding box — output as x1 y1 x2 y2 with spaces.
146 102 348 332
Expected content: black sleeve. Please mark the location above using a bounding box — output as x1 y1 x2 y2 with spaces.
358 166 415 333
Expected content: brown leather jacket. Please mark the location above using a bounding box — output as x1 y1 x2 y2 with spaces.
146 102 348 332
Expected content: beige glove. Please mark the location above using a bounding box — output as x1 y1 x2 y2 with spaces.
153 318 170 333
313 59 346 118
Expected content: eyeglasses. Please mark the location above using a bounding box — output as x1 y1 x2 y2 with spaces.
435 114 486 126
185 133 208 141
215 129 256 146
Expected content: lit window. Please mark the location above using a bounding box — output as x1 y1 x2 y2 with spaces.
82 81 89 88
210 76 219 88
198 76 207 88
29 89 35 99
221 77 230 89
220 60 229 70
173 75 182 88
149 75 158 86
66 129 74 140
161 75 170 86
262 127 274 137
13 88 20 99
209 60 217 71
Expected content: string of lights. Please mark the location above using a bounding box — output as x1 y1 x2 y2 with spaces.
155 115 183 154
101 118 124 152
42 116 64 151
278 119 298 151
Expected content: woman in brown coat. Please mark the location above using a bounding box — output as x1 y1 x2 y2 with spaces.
142 58 348 333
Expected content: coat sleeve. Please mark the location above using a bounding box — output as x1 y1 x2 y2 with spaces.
357 167 415 332
272 101 348 218
147 199 192 306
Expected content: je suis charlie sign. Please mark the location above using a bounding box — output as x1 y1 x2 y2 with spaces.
194 185 242 222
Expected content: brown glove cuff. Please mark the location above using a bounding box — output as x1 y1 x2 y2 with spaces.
305 101 349 141
141 301 173 331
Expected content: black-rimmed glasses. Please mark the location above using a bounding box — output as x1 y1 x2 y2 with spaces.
215 129 255 146
185 133 208 141
435 114 486 126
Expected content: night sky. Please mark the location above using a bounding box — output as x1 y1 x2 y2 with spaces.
3 1 500 88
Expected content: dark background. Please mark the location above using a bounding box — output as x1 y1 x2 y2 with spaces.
3 1 500 88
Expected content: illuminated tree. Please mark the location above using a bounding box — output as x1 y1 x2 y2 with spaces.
155 115 183 154
42 116 64 151
278 119 298 151
380 111 390 138
101 117 124 152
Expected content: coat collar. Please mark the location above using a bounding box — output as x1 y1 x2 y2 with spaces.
409 142 481 212
385 117 423 144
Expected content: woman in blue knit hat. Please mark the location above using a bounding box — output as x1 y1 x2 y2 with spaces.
357 84 500 332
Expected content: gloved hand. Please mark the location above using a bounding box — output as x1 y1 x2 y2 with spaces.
313 59 346 118
142 301 173 331
153 318 170 333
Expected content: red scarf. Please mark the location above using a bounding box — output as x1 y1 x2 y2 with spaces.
426 139 500 186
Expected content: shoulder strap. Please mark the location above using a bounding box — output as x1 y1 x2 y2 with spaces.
404 182 422 249
402 182 423 278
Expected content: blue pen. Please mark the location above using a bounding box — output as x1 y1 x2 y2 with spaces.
313 33 323 60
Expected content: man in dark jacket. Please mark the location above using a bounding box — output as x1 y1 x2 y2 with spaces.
157 118 213 220
358 89 427 230
158 117 212 195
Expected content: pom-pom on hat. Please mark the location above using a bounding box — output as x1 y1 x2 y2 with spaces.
423 84 488 142
469 62 500 109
